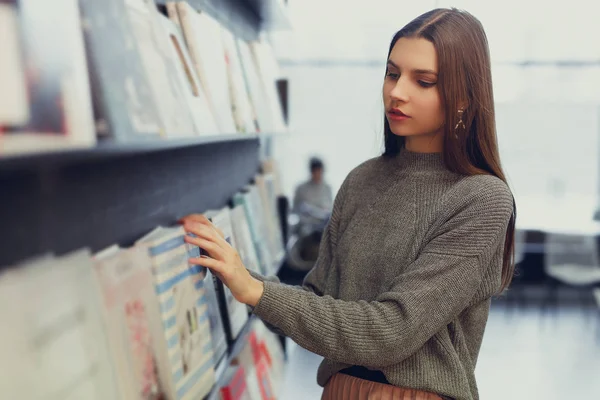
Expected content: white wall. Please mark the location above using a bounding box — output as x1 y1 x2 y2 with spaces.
272 65 385 197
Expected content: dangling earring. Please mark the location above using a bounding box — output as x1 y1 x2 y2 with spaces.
454 109 466 139
455 109 466 131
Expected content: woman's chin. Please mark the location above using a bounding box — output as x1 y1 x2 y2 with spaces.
389 128 413 137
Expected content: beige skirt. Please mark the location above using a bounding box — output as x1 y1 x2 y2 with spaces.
321 373 444 400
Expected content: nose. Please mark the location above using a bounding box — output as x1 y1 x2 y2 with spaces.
389 77 409 103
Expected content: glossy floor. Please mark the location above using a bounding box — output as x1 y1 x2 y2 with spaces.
279 297 600 400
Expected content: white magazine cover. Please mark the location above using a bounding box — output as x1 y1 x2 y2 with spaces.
221 26 256 133
0 251 120 399
253 320 285 396
230 204 262 275
246 185 279 274
157 14 219 136
93 245 164 400
254 174 285 265
233 191 273 276
249 38 287 134
236 39 273 133
176 1 237 134
125 0 197 138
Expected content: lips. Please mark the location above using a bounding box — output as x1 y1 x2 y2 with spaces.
387 108 410 121
388 108 409 117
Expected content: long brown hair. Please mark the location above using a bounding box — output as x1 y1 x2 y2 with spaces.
383 8 516 292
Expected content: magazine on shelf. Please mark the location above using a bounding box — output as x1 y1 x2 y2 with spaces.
255 174 285 265
80 0 162 140
175 1 237 134
93 245 165 399
157 14 219 136
236 39 273 133
125 0 197 138
220 365 252 400
0 251 120 399
230 204 262 275
201 268 228 367
0 0 97 155
205 208 250 341
232 190 274 276
249 39 287 134
221 26 257 133
136 225 216 400
0 2 28 127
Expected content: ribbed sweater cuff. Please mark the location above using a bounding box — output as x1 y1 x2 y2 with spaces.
252 281 298 332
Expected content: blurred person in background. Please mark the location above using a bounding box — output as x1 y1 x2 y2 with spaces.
293 157 333 231
289 157 334 266
293 156 333 222
183 8 516 400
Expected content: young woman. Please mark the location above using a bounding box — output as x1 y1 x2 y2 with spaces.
182 8 516 400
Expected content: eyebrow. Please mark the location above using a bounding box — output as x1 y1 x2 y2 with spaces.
386 60 438 76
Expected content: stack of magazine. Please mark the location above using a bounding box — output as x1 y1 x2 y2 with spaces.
0 169 287 399
0 0 287 156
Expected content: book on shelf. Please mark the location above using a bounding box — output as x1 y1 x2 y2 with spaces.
233 190 274 276
254 174 285 265
0 2 28 127
219 365 252 400
236 39 273 134
93 244 164 399
249 39 287 134
80 0 162 140
261 158 284 198
251 320 285 396
221 25 257 134
0 250 120 399
234 330 275 400
230 204 263 275
0 0 96 155
157 13 220 136
136 225 216 400
125 0 197 138
165 2 181 28
247 183 282 273
205 207 250 342
234 342 264 400
174 1 237 134
202 268 229 368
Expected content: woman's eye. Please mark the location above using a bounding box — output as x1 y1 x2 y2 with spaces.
386 71 399 79
418 80 436 88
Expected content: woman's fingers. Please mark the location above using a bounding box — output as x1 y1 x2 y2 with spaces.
184 222 228 248
189 256 225 275
179 214 211 225
180 215 226 239
185 235 225 261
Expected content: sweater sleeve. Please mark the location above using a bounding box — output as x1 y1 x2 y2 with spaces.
252 178 513 368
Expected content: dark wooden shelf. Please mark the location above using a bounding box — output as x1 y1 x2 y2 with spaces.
0 134 259 173
0 135 264 267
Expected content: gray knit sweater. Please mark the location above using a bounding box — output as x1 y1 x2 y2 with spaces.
252 149 514 400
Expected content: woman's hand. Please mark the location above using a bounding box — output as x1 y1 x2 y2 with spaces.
180 214 264 307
